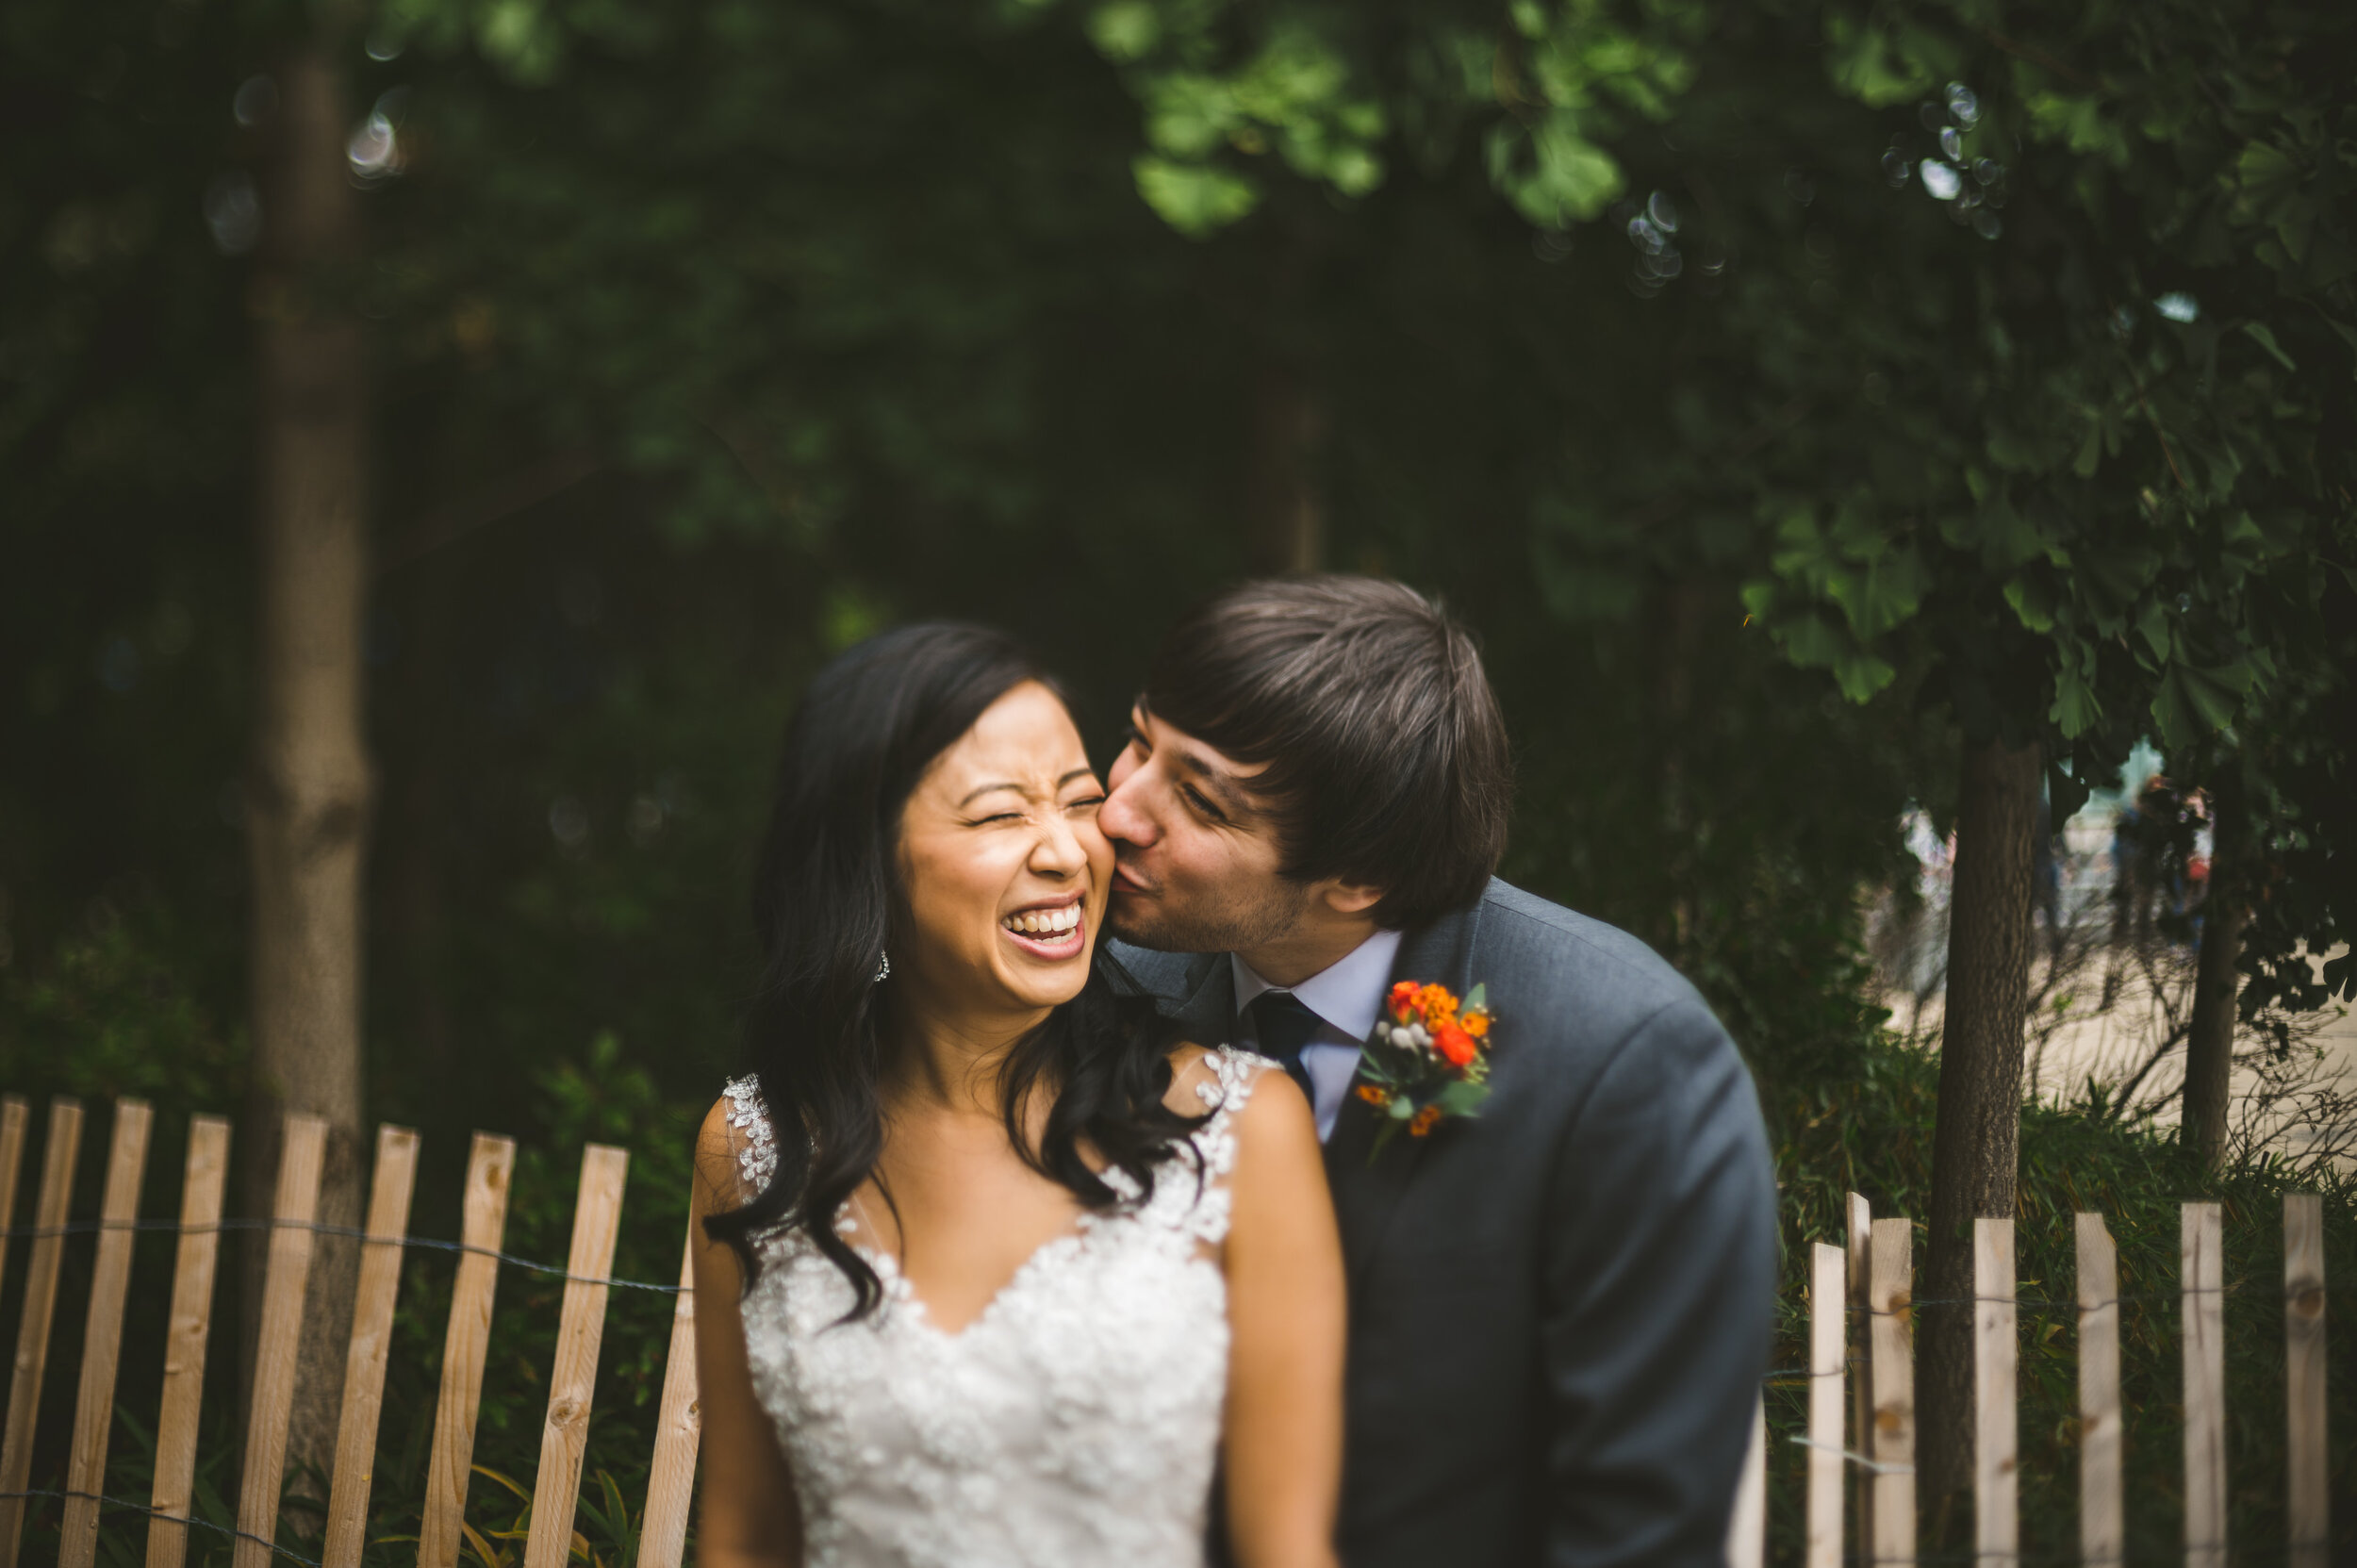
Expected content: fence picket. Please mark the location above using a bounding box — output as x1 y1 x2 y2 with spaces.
2284 1192 2325 1568
0 1097 86 1568
59 1098 155 1568
1868 1216 1914 1568
1726 1395 1765 1568
418 1133 517 1568
233 1114 329 1568
2075 1213 2122 1568
2181 1201 2225 1568
1972 1216 2017 1567
1805 1242 1843 1568
321 1125 422 1568
521 1146 630 1568
1846 1193 1872 1556
635 1224 701 1568
146 1114 231 1568
0 1098 26 1311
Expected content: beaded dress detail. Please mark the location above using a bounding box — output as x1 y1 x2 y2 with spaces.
720 1048 1272 1568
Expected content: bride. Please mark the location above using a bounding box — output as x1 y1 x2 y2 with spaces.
689 622 1346 1568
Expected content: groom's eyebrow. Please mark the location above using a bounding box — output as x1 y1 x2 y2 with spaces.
1172 751 1254 818
1133 700 1257 818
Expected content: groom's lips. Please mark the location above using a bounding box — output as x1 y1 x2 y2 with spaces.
1112 865 1153 897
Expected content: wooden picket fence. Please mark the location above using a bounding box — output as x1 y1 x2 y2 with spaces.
1723 1189 2332 1568
0 1092 2334 1568
0 1095 700 1568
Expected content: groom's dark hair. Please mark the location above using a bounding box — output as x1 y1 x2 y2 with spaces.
1141 575 1511 928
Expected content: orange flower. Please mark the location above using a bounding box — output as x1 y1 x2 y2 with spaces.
1409 1105 1443 1136
1356 1083 1392 1107
1415 983 1457 1028
1434 1021 1476 1067
1459 1010 1489 1038
1388 981 1421 1021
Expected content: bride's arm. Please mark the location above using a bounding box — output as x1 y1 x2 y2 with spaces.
1219 1070 1346 1568
691 1099 804 1568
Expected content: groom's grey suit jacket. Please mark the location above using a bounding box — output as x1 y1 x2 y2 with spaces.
1110 878 1776 1568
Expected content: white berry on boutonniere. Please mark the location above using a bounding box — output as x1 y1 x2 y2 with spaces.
1355 980 1493 1158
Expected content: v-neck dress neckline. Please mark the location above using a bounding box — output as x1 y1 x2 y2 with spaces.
721 1048 1273 1568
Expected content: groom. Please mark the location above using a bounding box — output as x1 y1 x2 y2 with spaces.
1101 576 1776 1568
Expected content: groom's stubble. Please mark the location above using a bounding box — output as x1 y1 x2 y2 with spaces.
1106 857 1315 958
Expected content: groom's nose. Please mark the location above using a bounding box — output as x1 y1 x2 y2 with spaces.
1098 767 1156 849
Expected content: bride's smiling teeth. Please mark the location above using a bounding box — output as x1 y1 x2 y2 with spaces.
1003 904 1082 935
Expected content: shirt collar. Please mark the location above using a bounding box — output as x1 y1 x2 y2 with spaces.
1229 926 1405 1046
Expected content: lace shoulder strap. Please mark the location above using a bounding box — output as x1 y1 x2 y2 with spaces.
720 1075 778 1199
1187 1045 1276 1169
1144 1047 1275 1247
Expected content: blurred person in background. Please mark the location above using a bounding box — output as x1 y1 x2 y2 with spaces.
1102 577 1776 1568
2033 787 2063 960
689 622 1345 1568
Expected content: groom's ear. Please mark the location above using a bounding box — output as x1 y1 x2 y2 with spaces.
1314 879 1385 918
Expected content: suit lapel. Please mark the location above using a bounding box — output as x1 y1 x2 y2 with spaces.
1166 950 1234 1049
1324 899 1485 1296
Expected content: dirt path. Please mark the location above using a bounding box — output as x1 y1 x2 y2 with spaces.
1890 947 2355 1170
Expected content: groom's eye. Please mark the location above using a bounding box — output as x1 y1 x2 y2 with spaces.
1180 784 1225 823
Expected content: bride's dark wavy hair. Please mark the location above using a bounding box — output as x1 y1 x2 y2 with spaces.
703 621 1198 1315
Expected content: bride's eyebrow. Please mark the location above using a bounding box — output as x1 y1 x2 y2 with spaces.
957 782 1027 809
955 769 1096 809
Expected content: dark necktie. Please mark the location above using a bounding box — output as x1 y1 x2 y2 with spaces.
1247 990 1323 1105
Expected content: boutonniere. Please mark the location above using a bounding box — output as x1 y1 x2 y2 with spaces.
1354 980 1494 1158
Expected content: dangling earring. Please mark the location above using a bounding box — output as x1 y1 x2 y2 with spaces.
873 949 891 983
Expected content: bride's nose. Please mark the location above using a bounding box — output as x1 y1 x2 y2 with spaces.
1029 814 1087 878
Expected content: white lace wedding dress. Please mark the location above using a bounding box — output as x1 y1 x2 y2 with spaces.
719 1048 1272 1568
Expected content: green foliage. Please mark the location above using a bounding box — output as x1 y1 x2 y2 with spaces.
0 911 244 1111
1069 0 1700 233
1729 0 2354 782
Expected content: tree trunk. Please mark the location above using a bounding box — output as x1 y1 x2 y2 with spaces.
1241 213 1325 575
242 37 372 1512
1244 359 1326 573
1918 737 2040 1513
2184 785 2250 1168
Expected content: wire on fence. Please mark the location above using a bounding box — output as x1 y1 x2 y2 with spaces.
1854 1287 2256 1313
1833 1544 2305 1567
0 1216 687 1294
0 1230 2291 1309
1787 1434 1912 1477
0 1490 321 1568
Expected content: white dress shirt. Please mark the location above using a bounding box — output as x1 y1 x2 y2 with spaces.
1230 927 1404 1142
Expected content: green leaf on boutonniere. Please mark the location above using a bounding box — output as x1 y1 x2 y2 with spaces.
1463 982 1488 1013
1436 1081 1491 1117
